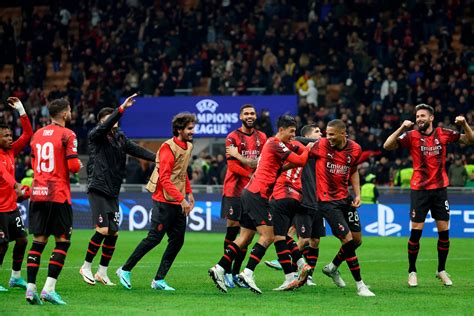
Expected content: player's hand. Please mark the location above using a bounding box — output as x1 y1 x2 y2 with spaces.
351 196 361 208
401 120 414 130
226 145 239 158
119 93 138 110
455 116 466 126
7 97 26 116
181 198 191 216
14 183 23 197
188 193 195 210
306 142 315 149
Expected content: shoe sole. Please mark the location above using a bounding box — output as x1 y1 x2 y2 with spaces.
238 275 262 295
95 274 116 286
208 269 227 293
80 269 96 286
297 266 311 288
26 296 42 305
264 262 282 270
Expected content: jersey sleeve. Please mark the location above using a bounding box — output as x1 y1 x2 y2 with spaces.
396 131 411 148
350 147 362 174
440 128 461 144
309 139 322 158
65 130 79 159
225 132 238 160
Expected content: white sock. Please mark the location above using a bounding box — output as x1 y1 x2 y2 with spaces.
297 258 306 269
11 270 21 278
27 283 37 292
43 277 57 292
82 261 92 270
327 262 336 271
356 280 365 289
243 268 253 277
285 273 294 281
97 265 108 276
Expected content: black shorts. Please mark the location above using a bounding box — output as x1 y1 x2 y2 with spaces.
88 191 120 232
240 189 272 231
410 188 450 223
270 198 306 237
0 209 28 243
303 206 326 238
29 201 73 240
150 200 186 236
220 196 242 222
319 197 361 239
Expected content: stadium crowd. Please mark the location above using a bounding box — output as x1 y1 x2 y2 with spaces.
1 0 473 186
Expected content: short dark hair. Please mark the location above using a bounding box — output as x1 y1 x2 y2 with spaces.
300 124 318 137
277 115 297 129
240 104 256 114
48 98 70 118
0 124 11 131
415 103 434 115
327 119 346 131
97 107 114 122
172 112 197 136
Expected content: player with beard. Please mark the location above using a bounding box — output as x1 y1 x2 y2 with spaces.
220 104 266 288
26 99 82 305
117 113 196 291
209 115 312 294
384 104 473 287
79 94 155 287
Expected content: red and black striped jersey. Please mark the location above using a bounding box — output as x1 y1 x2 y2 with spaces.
271 140 304 201
30 124 78 204
223 128 266 197
397 127 460 190
245 137 300 199
310 138 362 201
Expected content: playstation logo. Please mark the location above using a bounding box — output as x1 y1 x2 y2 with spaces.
365 204 402 236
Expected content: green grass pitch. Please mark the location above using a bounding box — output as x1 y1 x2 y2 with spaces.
1 230 473 315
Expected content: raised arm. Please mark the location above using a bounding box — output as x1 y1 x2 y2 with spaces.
455 116 474 145
89 93 138 141
383 120 414 151
8 97 33 155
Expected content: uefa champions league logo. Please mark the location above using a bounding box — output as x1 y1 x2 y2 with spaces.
196 99 219 113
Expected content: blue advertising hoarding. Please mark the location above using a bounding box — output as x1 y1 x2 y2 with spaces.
16 192 474 238
120 96 297 138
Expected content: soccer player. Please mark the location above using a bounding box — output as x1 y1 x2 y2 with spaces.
26 98 82 305
293 125 324 285
220 104 266 288
310 119 375 297
269 136 313 291
383 104 474 287
209 115 312 294
79 94 155 286
0 97 33 291
117 113 196 291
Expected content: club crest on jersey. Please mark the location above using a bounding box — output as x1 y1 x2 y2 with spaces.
301 225 306 233
434 138 439 145
347 156 351 164
98 214 103 223
0 231 4 239
157 223 164 231
268 212 272 221
229 206 234 216
337 223 345 232
411 210 416 218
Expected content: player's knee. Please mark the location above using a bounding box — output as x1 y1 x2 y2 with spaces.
96 226 109 235
16 237 28 246
309 238 320 248
273 235 286 242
